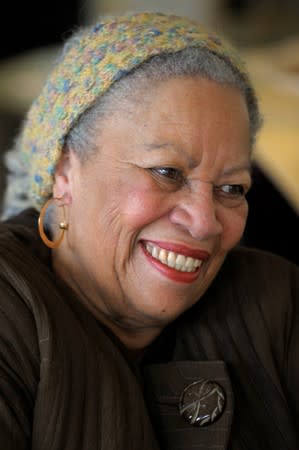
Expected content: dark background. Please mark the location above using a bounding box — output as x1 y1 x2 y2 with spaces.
0 1 81 59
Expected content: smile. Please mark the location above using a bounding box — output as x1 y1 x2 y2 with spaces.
144 242 203 273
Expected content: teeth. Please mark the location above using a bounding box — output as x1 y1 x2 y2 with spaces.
159 249 167 263
145 243 203 272
185 257 194 268
152 245 159 259
167 251 176 268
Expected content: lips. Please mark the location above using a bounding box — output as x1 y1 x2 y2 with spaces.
140 240 210 284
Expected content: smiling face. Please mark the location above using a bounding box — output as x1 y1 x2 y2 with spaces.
52 77 251 349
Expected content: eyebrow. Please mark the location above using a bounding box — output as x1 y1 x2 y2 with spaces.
143 142 196 168
144 142 251 175
222 163 252 177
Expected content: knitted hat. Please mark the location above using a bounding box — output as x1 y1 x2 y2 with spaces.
19 11 250 209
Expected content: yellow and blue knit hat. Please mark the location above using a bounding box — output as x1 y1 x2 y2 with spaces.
19 11 250 209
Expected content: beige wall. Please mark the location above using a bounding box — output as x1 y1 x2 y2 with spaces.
85 0 223 27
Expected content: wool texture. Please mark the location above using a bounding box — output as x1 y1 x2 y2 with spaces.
19 11 250 209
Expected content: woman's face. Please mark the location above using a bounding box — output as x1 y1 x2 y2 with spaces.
54 77 251 346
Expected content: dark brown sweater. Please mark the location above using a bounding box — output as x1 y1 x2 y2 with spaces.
0 209 298 449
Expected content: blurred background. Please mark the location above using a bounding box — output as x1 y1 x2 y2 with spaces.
0 0 298 264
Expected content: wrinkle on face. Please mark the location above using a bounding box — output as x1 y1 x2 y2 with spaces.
52 76 251 349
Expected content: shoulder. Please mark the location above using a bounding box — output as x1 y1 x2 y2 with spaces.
220 245 298 282
0 208 51 292
0 207 47 258
0 211 43 437
224 246 299 343
0 208 48 355
183 246 299 353
211 246 299 306
208 245 299 311
175 247 299 383
0 208 54 364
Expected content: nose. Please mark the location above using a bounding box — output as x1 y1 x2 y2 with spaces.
169 184 223 240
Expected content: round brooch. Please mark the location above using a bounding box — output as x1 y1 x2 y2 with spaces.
178 378 226 426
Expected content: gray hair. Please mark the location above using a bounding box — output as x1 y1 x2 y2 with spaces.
1 46 261 221
66 46 262 160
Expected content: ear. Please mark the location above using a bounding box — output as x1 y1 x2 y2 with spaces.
52 150 73 205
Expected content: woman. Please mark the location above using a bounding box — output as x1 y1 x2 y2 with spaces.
0 11 298 450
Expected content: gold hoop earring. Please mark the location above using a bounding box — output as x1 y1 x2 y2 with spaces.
38 197 68 249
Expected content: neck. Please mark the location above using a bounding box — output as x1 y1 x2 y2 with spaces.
106 320 163 353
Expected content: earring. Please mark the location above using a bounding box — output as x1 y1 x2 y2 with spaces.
38 197 68 249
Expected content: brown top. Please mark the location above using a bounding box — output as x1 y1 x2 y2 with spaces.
0 208 298 449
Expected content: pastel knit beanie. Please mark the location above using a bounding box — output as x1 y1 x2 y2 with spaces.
17 11 251 209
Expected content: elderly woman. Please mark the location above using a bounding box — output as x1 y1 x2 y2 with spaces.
0 11 298 450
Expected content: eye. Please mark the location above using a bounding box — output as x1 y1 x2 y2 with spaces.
214 184 248 207
149 167 186 185
218 184 246 196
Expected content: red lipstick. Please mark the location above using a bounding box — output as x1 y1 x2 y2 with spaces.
140 240 209 284
145 240 210 260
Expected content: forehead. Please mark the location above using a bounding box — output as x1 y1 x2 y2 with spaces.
145 76 248 120
103 77 250 154
112 76 248 124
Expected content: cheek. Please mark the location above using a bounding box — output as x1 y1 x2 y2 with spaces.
220 203 248 250
120 183 168 228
